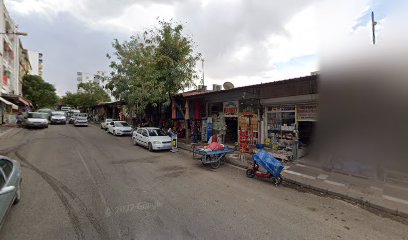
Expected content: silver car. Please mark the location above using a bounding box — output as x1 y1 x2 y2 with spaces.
0 156 22 228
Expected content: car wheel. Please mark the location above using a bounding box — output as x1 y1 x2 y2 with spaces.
148 142 153 152
113 130 116 136
100 125 103 129
14 180 22 204
45 125 48 128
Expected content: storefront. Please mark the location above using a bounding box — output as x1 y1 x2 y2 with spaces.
261 101 318 161
0 96 18 125
296 103 318 158
263 105 297 160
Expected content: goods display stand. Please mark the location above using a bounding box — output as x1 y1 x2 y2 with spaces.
239 130 255 153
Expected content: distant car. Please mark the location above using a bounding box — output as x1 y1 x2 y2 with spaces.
68 111 80 124
23 112 49 128
74 113 88 127
50 111 67 125
0 155 22 229
100 118 113 130
37 108 53 121
107 121 132 136
132 127 172 151
60 106 71 112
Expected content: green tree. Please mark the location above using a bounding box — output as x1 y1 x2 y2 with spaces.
22 75 59 109
107 20 201 114
60 82 111 109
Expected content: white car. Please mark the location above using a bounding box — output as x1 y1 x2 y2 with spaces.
107 121 133 136
23 112 49 128
74 113 88 127
132 127 172 151
50 111 67 124
100 118 113 130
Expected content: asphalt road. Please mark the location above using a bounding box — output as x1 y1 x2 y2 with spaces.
0 124 407 240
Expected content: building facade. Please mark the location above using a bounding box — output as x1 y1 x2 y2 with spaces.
28 51 43 77
0 0 32 125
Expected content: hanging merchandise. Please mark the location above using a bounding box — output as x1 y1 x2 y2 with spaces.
239 130 255 153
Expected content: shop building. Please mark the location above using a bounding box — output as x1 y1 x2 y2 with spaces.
176 74 319 161
259 76 318 160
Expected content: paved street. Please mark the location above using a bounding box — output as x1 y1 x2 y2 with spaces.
0 124 407 240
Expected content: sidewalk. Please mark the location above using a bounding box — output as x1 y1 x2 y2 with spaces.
177 141 408 218
0 126 20 138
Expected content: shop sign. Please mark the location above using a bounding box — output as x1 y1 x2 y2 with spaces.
268 105 295 112
223 101 238 117
297 103 319 121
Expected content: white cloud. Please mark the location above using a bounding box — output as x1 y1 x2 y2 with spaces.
264 6 317 65
5 0 381 93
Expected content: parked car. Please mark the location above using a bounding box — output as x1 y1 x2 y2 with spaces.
23 112 49 128
60 106 71 112
37 108 53 121
107 121 133 136
50 111 67 124
0 155 22 229
74 113 88 127
100 118 113 130
132 127 172 151
68 111 80 124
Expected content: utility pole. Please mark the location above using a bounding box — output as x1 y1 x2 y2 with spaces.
201 58 205 86
371 11 377 45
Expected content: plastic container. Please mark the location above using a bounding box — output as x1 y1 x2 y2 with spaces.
255 144 265 149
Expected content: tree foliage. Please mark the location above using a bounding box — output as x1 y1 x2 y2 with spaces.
107 20 201 113
22 74 59 109
61 82 111 109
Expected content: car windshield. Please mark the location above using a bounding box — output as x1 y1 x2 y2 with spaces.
115 122 129 127
147 129 167 136
28 113 48 119
52 111 65 116
78 113 87 117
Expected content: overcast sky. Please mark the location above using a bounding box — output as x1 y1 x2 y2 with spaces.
4 0 395 95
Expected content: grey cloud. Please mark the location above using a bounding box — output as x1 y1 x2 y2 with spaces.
13 12 125 95
8 0 318 94
175 0 316 78
76 0 187 18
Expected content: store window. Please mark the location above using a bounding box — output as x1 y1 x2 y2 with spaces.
264 105 297 161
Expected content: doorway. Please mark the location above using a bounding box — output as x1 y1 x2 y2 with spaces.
224 117 238 145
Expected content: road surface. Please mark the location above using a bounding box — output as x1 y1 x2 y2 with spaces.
0 124 407 240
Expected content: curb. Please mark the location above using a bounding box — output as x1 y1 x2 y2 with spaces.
178 144 408 220
283 177 408 220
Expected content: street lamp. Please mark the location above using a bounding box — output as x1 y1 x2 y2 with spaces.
0 31 28 36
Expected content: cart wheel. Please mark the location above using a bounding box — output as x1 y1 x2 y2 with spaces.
273 176 283 186
210 160 221 169
246 169 256 178
208 155 220 169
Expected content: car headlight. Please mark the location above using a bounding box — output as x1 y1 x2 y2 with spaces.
152 141 161 144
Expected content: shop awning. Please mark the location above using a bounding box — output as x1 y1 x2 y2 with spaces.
0 96 18 110
18 97 32 107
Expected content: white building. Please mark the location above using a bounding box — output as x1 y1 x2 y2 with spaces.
0 0 32 125
76 71 114 100
0 0 19 95
28 51 43 77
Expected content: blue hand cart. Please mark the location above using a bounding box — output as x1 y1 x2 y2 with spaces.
193 147 235 169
